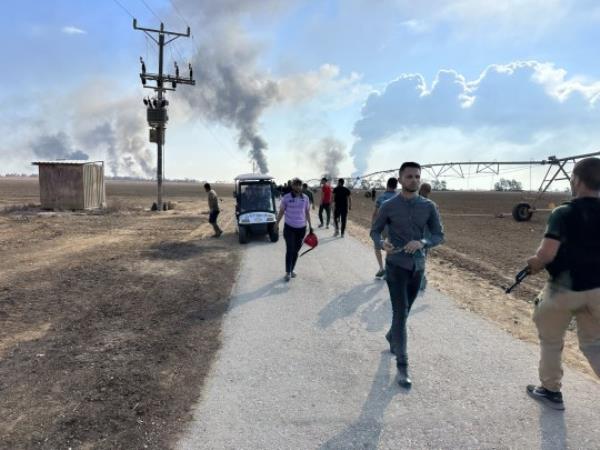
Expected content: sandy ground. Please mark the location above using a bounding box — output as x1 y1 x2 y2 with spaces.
0 179 243 449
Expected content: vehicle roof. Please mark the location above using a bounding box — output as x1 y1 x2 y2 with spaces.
234 173 274 181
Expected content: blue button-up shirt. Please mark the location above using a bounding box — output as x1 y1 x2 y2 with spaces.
370 194 444 271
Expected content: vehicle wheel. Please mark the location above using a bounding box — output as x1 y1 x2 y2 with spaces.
512 202 533 222
268 224 279 243
239 225 249 244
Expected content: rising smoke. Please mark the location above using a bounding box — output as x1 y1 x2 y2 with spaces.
30 132 89 161
311 137 347 179
177 28 278 174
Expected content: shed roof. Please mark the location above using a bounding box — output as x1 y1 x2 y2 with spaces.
32 160 104 166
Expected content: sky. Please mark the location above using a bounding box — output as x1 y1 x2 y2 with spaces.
3 0 600 189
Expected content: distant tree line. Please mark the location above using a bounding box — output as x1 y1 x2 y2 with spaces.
494 178 523 192
431 180 448 191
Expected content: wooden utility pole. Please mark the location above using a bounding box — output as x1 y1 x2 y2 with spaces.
133 19 195 211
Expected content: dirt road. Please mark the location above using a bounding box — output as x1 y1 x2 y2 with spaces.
178 222 600 449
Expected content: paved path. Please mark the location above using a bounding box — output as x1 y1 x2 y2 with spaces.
178 227 600 450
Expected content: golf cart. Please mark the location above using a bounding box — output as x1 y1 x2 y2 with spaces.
234 173 279 244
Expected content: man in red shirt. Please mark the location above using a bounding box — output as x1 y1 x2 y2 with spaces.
318 177 332 229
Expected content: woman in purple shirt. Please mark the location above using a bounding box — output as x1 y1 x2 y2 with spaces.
276 178 313 281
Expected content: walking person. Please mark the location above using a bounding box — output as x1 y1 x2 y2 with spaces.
372 177 398 279
371 162 444 387
318 177 332 229
276 178 313 282
204 183 222 238
302 183 315 210
525 157 600 410
333 178 351 237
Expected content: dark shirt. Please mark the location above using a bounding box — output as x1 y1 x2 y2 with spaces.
371 194 444 271
545 198 600 290
333 186 351 210
302 188 314 205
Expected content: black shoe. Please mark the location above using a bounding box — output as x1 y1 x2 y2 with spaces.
397 364 412 388
526 385 564 410
385 331 395 354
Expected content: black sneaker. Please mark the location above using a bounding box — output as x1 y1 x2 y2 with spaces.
397 364 412 388
526 385 565 410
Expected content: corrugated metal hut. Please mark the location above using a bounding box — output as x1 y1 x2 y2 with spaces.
32 161 107 210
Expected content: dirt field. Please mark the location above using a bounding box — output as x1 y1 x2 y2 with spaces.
1 178 596 448
338 188 598 381
0 178 242 449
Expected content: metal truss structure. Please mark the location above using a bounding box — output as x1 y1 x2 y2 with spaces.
310 151 600 221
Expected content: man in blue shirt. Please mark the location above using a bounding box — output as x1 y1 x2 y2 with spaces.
371 162 444 387
372 177 398 279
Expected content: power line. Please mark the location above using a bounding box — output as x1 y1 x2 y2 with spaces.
111 0 135 18
166 0 190 29
138 0 161 22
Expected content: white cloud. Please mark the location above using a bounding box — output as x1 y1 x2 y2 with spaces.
388 0 574 39
350 60 600 175
61 26 86 35
399 19 429 34
277 64 371 109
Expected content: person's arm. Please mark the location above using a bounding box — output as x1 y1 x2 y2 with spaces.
526 207 564 273
527 239 561 273
305 198 313 232
276 197 286 227
348 191 352 210
371 206 380 224
370 203 390 251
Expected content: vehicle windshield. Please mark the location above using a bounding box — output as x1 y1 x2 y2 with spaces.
239 183 275 213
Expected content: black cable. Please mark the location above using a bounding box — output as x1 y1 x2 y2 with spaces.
111 0 135 18
139 0 161 22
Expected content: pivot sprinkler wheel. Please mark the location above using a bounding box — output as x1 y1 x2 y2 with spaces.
512 202 533 222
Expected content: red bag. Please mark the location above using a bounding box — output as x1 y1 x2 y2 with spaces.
299 232 318 257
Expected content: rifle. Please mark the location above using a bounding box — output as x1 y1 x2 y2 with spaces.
504 267 530 294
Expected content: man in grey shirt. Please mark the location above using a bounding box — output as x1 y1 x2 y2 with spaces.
370 162 444 387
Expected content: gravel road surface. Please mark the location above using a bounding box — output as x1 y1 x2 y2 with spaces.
178 226 600 450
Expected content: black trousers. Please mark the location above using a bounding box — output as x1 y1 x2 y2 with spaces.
318 203 331 226
283 224 306 273
334 206 348 235
385 262 423 366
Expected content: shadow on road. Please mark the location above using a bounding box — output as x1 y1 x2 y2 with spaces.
538 403 568 450
318 282 386 329
319 351 406 450
230 278 289 310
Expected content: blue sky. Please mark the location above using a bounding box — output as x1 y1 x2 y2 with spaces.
3 0 600 189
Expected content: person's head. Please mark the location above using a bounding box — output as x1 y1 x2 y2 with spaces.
302 183 308 190
291 177 303 194
386 177 398 191
321 177 328 186
399 162 422 193
571 157 600 196
287 180 292 187
338 178 345 186
204 183 211 192
419 182 432 198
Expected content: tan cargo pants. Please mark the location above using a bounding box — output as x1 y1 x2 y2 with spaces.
533 284 600 392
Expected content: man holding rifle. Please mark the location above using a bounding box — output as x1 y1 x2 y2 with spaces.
525 157 600 410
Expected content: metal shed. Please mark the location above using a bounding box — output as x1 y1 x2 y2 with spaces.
32 161 107 210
